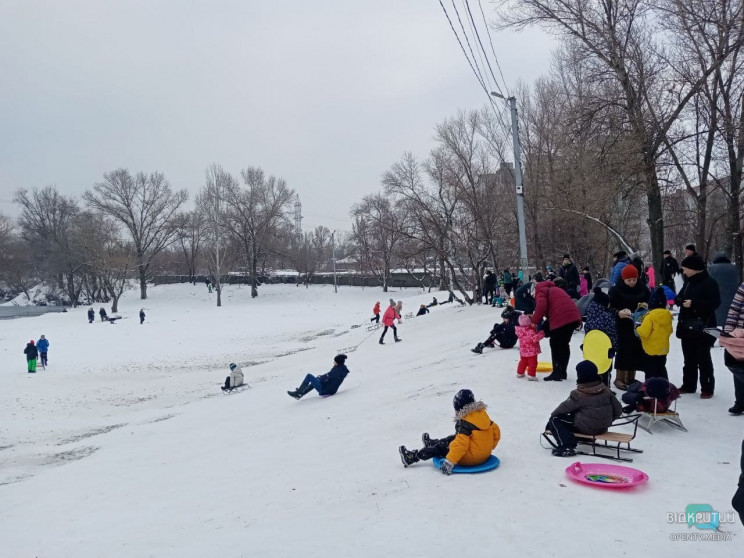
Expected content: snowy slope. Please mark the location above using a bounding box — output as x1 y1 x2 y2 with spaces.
0 283 741 557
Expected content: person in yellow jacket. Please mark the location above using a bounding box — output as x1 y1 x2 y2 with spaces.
636 287 673 380
398 389 501 475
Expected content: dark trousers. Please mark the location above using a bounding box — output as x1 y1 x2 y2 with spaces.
380 325 398 341
40 351 48 366
483 288 494 304
728 366 744 407
547 414 576 449
600 367 612 386
549 323 576 374
298 373 323 394
504 283 513 296
681 336 715 394
644 355 668 380
371 314 380 323
417 435 455 461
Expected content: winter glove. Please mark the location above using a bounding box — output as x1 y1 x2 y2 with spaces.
440 459 455 476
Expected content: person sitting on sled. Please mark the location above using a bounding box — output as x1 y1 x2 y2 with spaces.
546 361 622 457
398 389 501 475
222 363 245 392
287 354 350 399
471 306 520 353
416 304 429 316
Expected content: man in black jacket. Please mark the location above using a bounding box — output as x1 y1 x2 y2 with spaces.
287 354 350 399
662 249 680 292
559 254 580 299
675 255 720 398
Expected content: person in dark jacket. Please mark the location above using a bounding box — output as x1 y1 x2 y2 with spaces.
24 340 38 373
287 354 350 399
662 250 680 292
675 255 720 398
503 268 514 296
584 288 618 349
684 244 698 258
514 281 536 314
558 254 580 299
88 307 95 324
471 307 520 353
546 361 623 457
530 280 582 381
483 270 496 304
416 304 429 317
99 307 108 322
608 264 651 390
139 308 146 324
426 297 438 308
709 252 739 327
609 250 632 286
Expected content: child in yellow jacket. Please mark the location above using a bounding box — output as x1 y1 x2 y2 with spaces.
398 389 500 475
636 287 673 379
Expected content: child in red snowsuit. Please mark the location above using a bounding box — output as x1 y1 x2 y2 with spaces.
371 301 381 323
515 314 545 380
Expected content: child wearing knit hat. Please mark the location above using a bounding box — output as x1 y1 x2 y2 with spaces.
635 287 673 379
515 313 545 380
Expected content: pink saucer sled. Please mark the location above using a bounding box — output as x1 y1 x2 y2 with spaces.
565 462 648 489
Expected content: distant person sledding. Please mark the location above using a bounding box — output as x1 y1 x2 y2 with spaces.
287 354 350 400
222 363 246 392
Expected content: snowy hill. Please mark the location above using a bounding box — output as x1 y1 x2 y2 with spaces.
0 283 741 557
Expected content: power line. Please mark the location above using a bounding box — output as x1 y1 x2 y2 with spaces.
463 0 502 96
477 0 510 96
438 0 489 95
449 0 491 95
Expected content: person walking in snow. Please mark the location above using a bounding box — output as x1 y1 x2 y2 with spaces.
662 249 680 293
222 363 245 392
87 307 95 323
36 335 49 367
287 354 350 399
398 389 501 475
139 308 146 324
379 300 401 344
515 314 544 380
99 307 108 322
371 301 381 323
24 340 38 373
395 300 403 323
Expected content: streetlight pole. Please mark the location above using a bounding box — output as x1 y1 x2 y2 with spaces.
332 230 338 293
491 91 528 277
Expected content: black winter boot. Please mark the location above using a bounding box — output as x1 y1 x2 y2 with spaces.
471 343 484 354
287 389 301 399
421 433 434 447
543 368 561 381
399 446 419 467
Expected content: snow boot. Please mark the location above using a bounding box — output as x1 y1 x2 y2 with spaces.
399 446 419 467
421 433 434 447
551 447 577 457
729 405 744 416
614 370 629 391
379 340 384 345
471 343 484 354
528 375 538 381
543 365 563 382
394 337 402 343
287 389 302 399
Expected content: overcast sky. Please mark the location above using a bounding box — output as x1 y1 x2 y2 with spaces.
0 1 555 232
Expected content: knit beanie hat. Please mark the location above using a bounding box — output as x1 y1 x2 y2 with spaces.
389 299 396 306
453 389 475 412
621 265 639 280
685 244 696 252
576 360 600 384
680 254 705 271
518 314 531 326
592 287 610 307
334 354 348 365
613 250 627 259
649 287 667 309
229 363 237 371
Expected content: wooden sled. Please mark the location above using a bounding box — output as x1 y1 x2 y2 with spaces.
542 414 643 462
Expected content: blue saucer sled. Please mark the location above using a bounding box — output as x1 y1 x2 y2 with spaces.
432 455 500 474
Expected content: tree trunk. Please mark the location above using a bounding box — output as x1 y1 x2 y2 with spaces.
138 261 148 300
111 295 119 313
250 253 259 298
216 285 222 307
644 163 665 284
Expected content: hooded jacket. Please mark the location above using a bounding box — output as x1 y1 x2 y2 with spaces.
610 256 631 286
24 343 38 361
382 305 399 327
530 281 581 330
515 325 544 357
551 381 623 435
36 338 50 353
445 401 501 466
635 308 673 356
229 365 244 388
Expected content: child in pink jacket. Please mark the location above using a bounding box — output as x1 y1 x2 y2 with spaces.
515 314 545 380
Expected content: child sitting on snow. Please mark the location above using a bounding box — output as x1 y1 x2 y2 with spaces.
546 361 623 457
515 314 545 380
471 306 520 353
222 363 245 392
398 389 501 475
491 285 504 307
621 377 680 414
416 304 429 316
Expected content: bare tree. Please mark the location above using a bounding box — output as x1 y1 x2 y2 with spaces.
222 166 295 297
175 210 205 283
84 169 188 299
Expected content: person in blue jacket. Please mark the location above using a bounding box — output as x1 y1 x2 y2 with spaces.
287 354 350 399
36 335 50 367
609 250 632 286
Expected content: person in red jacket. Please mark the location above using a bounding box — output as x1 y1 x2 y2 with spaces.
379 299 401 344
531 280 582 381
371 301 381 324
515 314 545 380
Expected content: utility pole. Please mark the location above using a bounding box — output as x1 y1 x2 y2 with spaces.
491 92 528 276
332 230 338 293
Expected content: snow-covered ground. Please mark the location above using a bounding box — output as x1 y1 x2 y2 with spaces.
0 283 741 557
